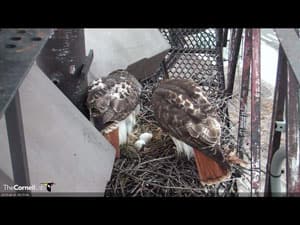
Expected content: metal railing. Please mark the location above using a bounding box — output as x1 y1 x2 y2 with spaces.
265 29 300 196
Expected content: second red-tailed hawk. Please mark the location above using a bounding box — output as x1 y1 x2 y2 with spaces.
86 69 142 157
152 78 245 185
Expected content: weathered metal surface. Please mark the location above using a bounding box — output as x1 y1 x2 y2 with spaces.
226 29 243 97
223 29 228 47
286 66 300 195
36 29 90 118
264 46 287 196
265 30 300 196
274 29 300 86
216 29 226 91
5 90 30 194
0 29 52 119
127 49 170 81
237 29 252 159
80 49 94 79
250 29 261 194
160 29 225 91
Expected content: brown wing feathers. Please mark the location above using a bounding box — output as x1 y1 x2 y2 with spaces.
152 79 232 184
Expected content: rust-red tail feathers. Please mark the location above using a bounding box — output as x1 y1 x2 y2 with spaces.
193 149 231 185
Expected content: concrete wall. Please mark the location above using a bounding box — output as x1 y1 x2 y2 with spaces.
0 64 115 195
85 29 170 82
0 117 14 185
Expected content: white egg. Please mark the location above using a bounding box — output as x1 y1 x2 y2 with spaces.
134 140 146 150
139 132 153 144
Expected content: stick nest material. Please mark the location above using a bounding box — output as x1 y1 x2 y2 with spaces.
104 74 246 197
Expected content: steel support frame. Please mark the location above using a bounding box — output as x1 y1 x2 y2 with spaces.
5 90 31 196
264 46 287 196
250 29 261 195
237 29 261 195
265 29 300 196
286 65 300 195
36 29 93 118
226 28 243 97
0 29 52 196
237 29 252 159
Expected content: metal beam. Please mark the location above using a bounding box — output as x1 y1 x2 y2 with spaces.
264 46 287 196
237 29 252 159
5 90 31 196
36 29 90 118
0 29 52 119
274 29 300 86
286 66 300 196
223 29 228 47
250 29 261 195
226 29 243 97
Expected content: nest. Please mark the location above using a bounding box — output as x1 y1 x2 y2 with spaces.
104 72 248 197
104 117 240 197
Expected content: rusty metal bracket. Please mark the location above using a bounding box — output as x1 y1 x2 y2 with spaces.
275 121 286 132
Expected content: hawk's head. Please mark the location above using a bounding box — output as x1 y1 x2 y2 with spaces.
86 69 142 157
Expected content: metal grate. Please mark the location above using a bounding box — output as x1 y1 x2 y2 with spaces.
160 29 225 92
161 29 217 50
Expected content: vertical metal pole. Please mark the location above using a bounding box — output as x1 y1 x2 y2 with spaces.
223 29 228 47
286 66 300 196
264 46 287 196
161 59 169 80
226 29 243 97
237 29 252 159
5 90 31 195
250 29 261 195
216 29 226 92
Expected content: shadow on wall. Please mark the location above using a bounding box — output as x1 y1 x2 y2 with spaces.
84 29 170 82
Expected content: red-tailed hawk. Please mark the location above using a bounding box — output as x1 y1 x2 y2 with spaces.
152 79 244 185
87 69 142 157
